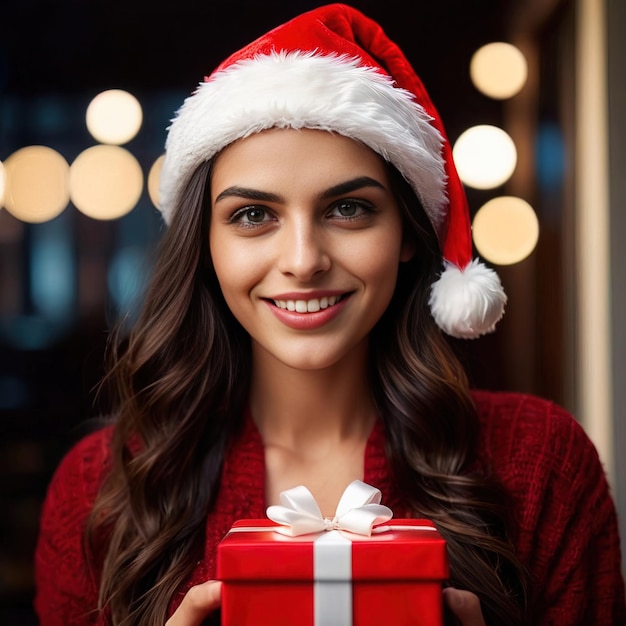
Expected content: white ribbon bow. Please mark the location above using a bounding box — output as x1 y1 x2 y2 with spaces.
266 479 393 537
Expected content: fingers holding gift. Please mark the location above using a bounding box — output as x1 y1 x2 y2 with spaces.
165 580 222 626
443 587 486 626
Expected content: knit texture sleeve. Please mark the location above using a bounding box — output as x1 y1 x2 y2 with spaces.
473 391 626 625
34 427 113 626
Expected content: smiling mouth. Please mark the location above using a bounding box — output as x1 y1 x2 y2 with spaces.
269 294 350 313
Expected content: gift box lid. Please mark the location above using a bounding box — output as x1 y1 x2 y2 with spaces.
217 518 449 582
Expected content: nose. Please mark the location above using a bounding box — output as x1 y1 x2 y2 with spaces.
277 219 331 281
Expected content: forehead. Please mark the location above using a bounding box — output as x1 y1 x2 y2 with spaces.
210 128 389 192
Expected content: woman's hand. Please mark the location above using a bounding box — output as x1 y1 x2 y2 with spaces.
164 581 481 626
165 580 222 626
443 587 486 626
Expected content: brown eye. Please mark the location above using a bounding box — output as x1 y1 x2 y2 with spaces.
329 199 373 219
244 208 267 223
229 206 272 226
338 201 359 217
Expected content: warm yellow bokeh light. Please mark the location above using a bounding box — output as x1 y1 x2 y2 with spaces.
470 42 528 100
148 154 164 209
70 145 143 220
0 160 5 207
453 125 517 189
86 89 143 145
473 196 539 265
2 146 70 223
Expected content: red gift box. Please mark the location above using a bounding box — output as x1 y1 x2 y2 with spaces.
217 517 449 626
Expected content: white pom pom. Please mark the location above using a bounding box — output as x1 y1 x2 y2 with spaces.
429 259 507 339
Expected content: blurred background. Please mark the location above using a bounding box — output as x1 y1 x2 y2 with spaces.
1 0 625 623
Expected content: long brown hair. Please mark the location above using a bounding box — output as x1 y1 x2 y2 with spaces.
371 166 528 624
87 157 528 624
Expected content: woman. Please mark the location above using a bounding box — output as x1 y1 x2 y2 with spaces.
34 4 625 625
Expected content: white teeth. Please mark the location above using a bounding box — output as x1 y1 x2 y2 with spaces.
273 295 343 312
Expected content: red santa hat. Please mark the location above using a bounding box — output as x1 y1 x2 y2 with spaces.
159 3 506 338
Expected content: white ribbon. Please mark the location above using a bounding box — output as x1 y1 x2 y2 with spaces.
265 479 393 537
264 480 392 626
235 481 435 626
313 531 352 626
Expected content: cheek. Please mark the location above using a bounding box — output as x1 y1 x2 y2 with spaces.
355 229 405 282
363 239 406 312
209 236 241 296
369 253 402 300
209 236 265 306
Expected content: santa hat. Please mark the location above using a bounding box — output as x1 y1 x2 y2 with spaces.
159 3 506 338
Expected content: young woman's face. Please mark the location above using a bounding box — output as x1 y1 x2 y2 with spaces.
209 128 413 371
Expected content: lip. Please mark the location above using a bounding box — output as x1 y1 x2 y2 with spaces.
263 292 352 330
268 290 346 300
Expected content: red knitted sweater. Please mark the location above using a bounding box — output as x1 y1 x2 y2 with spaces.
34 391 626 624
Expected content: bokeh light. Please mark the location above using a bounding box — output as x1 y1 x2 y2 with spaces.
536 121 566 192
470 42 528 100
0 160 5 206
472 196 539 265
148 154 164 209
2 146 70 223
108 245 148 317
70 145 143 220
453 125 517 189
85 89 143 145
30 220 75 320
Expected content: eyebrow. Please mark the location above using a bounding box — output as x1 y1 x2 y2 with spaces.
214 176 386 204
320 176 387 199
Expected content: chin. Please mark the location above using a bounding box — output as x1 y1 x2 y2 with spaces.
277 353 347 372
